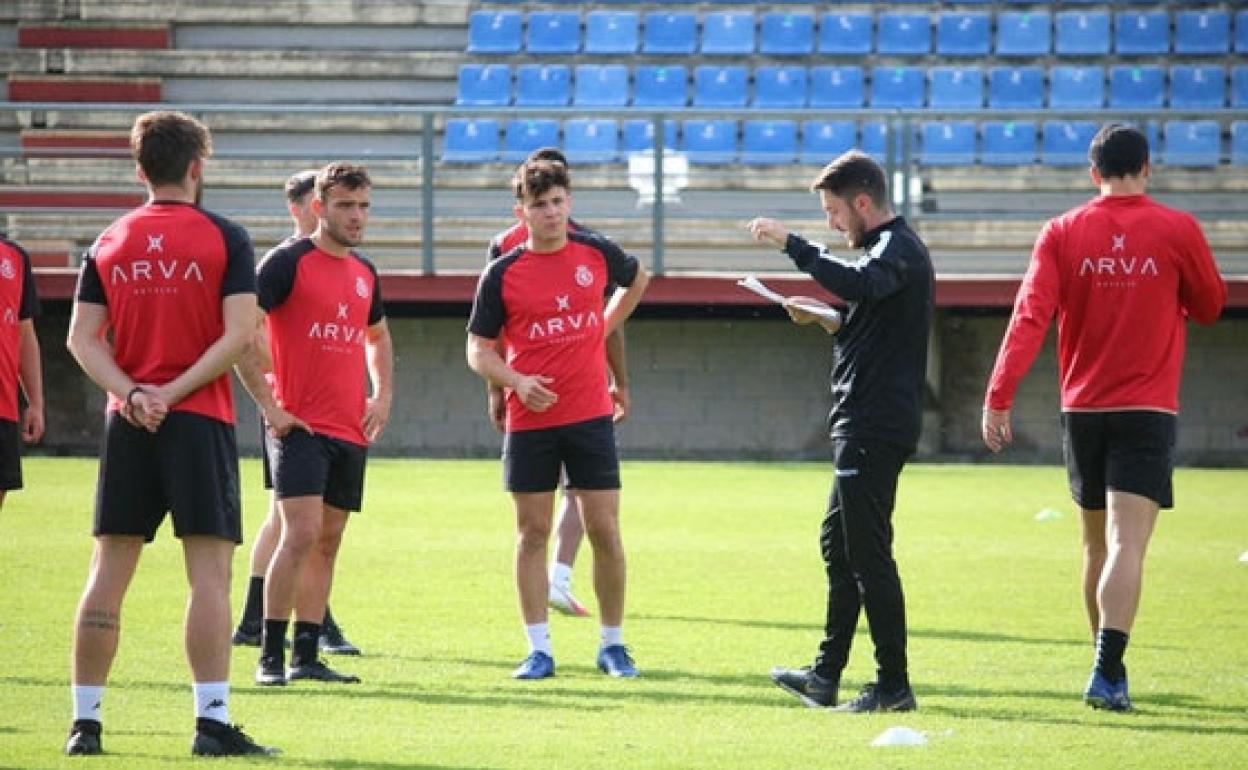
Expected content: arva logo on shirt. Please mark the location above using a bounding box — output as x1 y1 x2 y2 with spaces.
109 259 205 286
1078 232 1159 279
306 302 367 347
527 294 600 341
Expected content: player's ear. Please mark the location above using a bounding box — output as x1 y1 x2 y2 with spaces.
310 195 325 218
134 164 147 186
1088 166 1102 187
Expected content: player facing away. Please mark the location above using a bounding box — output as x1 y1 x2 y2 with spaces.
486 147 633 618
235 161 392 687
64 110 276 756
467 160 650 679
749 150 932 712
232 169 360 655
0 234 44 510
982 124 1226 712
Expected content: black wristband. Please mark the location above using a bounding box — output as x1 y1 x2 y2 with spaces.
126 386 144 407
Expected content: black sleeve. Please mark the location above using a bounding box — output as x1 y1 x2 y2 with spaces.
74 247 107 305
784 231 908 304
466 259 507 339
255 247 301 313
218 220 257 297
13 242 40 320
360 255 385 326
486 235 503 263
598 237 640 289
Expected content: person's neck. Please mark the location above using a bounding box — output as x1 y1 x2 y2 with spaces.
1099 176 1147 197
861 208 895 234
312 231 349 258
146 183 195 204
527 235 567 253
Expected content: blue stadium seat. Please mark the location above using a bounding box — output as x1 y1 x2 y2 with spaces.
456 64 510 106
682 119 737 165
1049 66 1105 109
573 65 628 108
872 67 925 109
621 119 678 154
1115 11 1169 56
515 64 570 107
981 121 1037 166
466 11 522 54
877 13 931 56
1170 66 1226 110
1042 121 1098 166
920 122 976 166
693 65 748 108
1161 120 1220 167
741 121 798 165
818 13 871 55
442 118 499 163
585 11 638 55
526 11 580 55
937 12 990 56
760 13 814 56
801 120 856 165
988 66 1044 110
929 66 984 110
754 66 807 109
563 119 619 164
701 11 754 55
1056 11 1110 56
809 66 864 109
504 119 560 163
643 12 697 55
1175 10 1229 55
1109 65 1165 110
1232 122 1248 166
1234 66 1248 109
1237 11 1248 54
634 66 687 108
996 12 1051 57
861 121 892 164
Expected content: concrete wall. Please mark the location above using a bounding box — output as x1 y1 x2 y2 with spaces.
32 307 1248 466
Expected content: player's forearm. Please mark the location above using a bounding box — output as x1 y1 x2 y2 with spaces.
604 269 650 337
67 333 137 403
605 328 628 387
367 326 394 403
467 336 520 390
18 321 43 409
234 346 279 413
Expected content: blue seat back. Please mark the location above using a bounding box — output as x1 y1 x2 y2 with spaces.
504 119 560 162
988 66 1044 109
1231 121 1248 166
585 11 638 55
1109 65 1165 109
563 118 619 164
878 13 931 55
527 11 580 55
818 13 872 55
920 121 976 166
1042 120 1098 166
929 66 984 109
1115 11 1169 56
622 119 679 154
643 12 697 55
997 12 1051 57
742 120 798 165
634 66 687 107
754 66 807 109
810 66 864 109
1176 10 1229 55
702 12 755 55
443 118 500 163
1056 11 1110 56
456 64 511 106
1049 66 1105 109
801 120 856 165
682 119 737 165
1162 120 1221 167
515 64 571 107
982 121 1037 166
872 67 925 109
467 11 522 54
1170 65 1226 110
760 13 814 56
937 12 990 56
574 65 629 108
693 65 748 108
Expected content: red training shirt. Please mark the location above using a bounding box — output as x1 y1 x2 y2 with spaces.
986 194 1226 414
0 237 40 423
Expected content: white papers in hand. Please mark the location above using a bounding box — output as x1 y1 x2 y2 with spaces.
736 275 843 325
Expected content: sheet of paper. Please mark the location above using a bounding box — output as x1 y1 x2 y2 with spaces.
736 275 843 325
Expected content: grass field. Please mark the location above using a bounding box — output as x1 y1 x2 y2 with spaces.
1 458 1245 769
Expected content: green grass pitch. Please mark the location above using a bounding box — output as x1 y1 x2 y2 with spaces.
1 458 1245 768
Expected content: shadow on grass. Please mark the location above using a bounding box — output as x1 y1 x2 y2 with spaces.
921 699 1248 737
121 751 502 770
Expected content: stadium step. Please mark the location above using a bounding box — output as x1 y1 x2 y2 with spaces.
8 76 162 102
17 23 171 50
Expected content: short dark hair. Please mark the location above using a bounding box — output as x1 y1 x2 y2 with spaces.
315 162 371 201
810 150 889 210
284 169 318 204
512 160 570 201
1088 123 1149 179
129 110 212 186
527 147 568 166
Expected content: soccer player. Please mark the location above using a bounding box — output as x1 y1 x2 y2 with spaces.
232 169 360 655
749 150 932 712
236 161 392 686
486 148 633 618
0 234 44 510
467 159 650 679
64 110 276 756
982 124 1226 712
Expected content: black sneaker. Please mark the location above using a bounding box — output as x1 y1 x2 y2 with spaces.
287 659 361 683
255 655 287 687
191 719 279 756
319 622 361 656
833 682 917 713
770 666 838 708
64 719 102 755
231 621 261 647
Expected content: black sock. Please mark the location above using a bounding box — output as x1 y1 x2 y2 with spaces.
261 619 289 661
322 605 336 633
1094 628 1129 682
241 577 264 628
291 621 321 666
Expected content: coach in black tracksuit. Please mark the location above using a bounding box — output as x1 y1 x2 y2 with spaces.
749 150 933 713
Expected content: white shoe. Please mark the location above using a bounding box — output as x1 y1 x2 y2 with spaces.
548 582 591 617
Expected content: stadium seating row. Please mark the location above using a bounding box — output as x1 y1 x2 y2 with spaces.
444 117 1248 168
457 63 1248 110
468 9 1248 57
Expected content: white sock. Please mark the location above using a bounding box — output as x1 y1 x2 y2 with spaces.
192 681 230 724
525 622 552 656
72 685 104 723
600 625 624 649
550 562 573 589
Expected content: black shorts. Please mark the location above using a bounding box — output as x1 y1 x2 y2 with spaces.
269 429 367 512
503 416 620 494
259 423 274 490
95 411 242 543
0 418 23 491
1062 410 1177 510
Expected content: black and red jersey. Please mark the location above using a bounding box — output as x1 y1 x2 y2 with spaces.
987 195 1226 414
0 236 39 423
75 201 255 423
488 218 585 261
468 231 640 432
258 238 384 446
